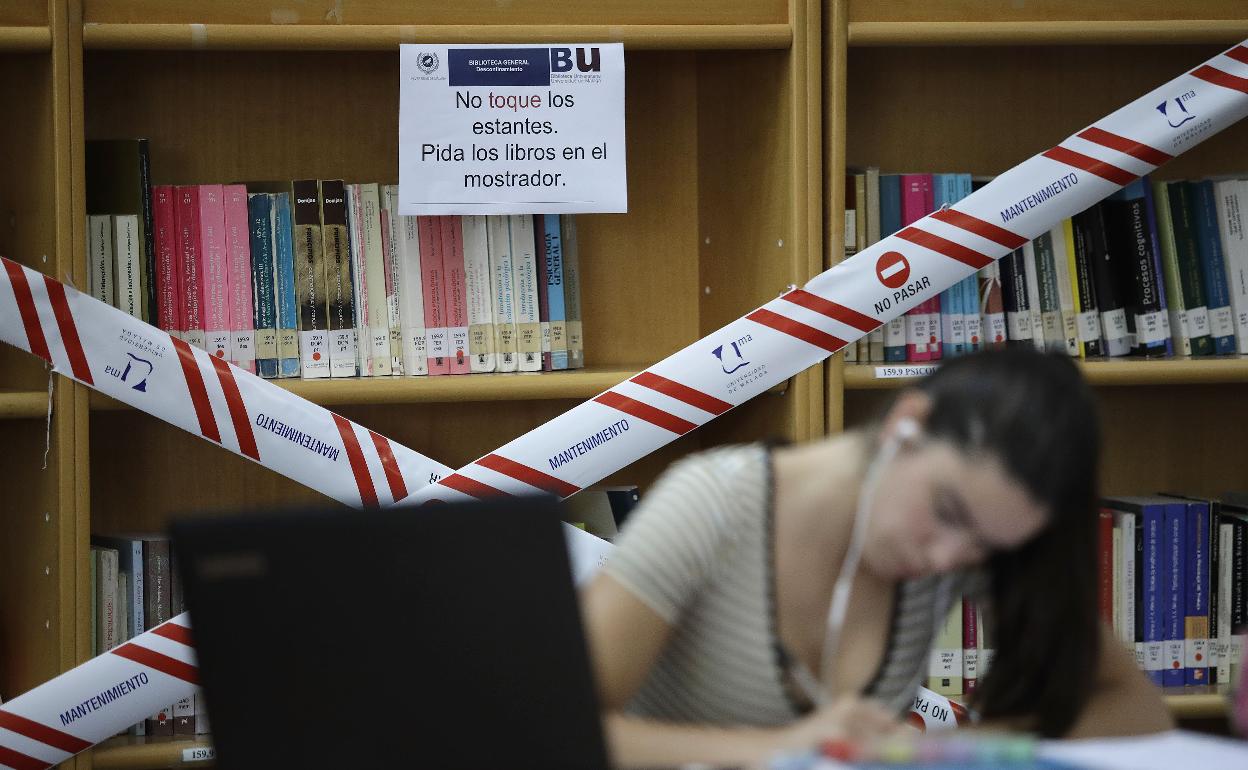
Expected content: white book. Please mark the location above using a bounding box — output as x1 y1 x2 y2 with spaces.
358 184 392 376
88 214 116 307
1216 180 1248 353
488 216 519 373
1049 224 1080 356
1217 522 1234 684
462 215 496 372
94 547 118 654
509 214 542 372
395 210 428 376
1022 241 1046 352
112 214 143 319
381 185 405 374
1118 512 1137 649
346 184 370 376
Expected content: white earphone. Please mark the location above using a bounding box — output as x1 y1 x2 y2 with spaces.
895 417 921 442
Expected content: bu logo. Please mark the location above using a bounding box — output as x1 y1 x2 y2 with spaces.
551 47 602 73
712 341 749 374
1157 97 1195 128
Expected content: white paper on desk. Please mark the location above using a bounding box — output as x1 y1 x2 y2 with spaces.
1040 730 1248 769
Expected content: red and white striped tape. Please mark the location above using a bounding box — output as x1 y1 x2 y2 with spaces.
2 40 1248 766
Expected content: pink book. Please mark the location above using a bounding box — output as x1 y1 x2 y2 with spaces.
441 217 470 374
175 185 205 350
419 216 450 375
223 185 255 373
197 184 230 360
152 185 181 339
901 174 934 362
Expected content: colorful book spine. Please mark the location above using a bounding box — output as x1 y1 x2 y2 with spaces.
442 216 471 374
420 216 450 375
291 179 329 378
396 210 428 376
1168 181 1215 356
488 216 519 373
1214 179 1248 354
175 186 206 350
544 214 569 371
560 214 585 369
1163 500 1187 687
879 174 907 361
319 179 357 378
113 214 143 320
271 193 300 378
510 214 543 372
381 185 405 375
197 185 230 361
223 185 255 373
962 597 979 695
248 194 279 378
1108 181 1170 357
1191 180 1237 354
462 215 495 373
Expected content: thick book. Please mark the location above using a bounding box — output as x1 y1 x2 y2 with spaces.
175 186 206 350
93 546 119 654
561 215 585 368
441 216 471 374
999 247 1033 348
488 216 519 373
1190 180 1237 354
112 214 143 319
1069 207 1106 356
1033 231 1068 353
1214 179 1248 354
1104 497 1169 684
510 214 543 372
1140 179 1176 356
1105 181 1170 357
543 213 569 370
152 187 181 340
380 185 405 375
395 209 428 376
247 193 279 378
223 185 256 373
86 139 154 322
1158 496 1211 684
879 174 907 361
319 180 357 378
291 179 329 378
197 184 231 362
419 216 450 375
462 215 496 373
1079 204 1131 356
1167 181 1216 355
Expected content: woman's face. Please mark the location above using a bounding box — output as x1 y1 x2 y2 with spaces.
862 439 1048 581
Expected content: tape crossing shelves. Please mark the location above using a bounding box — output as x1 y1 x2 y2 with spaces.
1 40 1247 769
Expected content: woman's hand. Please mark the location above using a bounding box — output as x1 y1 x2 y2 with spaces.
777 696 910 750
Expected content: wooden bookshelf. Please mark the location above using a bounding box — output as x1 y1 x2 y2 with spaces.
91 735 215 770
1163 686 1234 720
843 356 1248 389
0 388 48 418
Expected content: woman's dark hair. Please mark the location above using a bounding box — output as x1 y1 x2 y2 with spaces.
914 348 1101 737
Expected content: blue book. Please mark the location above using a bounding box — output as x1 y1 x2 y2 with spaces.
954 174 981 353
879 174 906 362
1162 499 1187 686
272 192 300 378
248 194 279 379
1190 180 1237 354
1106 497 1169 685
1171 497 1211 684
933 174 963 358
543 214 568 370
1139 178 1175 356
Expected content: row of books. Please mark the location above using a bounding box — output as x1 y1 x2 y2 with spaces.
85 139 587 380
925 491 1248 700
844 170 1248 363
90 534 207 737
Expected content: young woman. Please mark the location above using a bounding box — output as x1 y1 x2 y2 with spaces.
581 348 1172 768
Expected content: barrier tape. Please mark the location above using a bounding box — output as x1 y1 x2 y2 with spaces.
3 40 1248 766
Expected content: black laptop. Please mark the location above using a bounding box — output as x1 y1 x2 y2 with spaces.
171 497 609 770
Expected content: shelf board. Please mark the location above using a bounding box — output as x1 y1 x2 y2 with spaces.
90 367 642 411
0 25 51 51
848 20 1248 47
0 388 47 419
843 356 1248 390
91 735 214 770
82 23 792 51
1162 685 1231 720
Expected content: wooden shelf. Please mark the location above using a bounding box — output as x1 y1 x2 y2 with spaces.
0 388 47 419
90 367 642 411
91 735 214 770
843 357 1248 390
1163 685 1232 720
0 25 51 51
82 23 792 51
848 20 1248 47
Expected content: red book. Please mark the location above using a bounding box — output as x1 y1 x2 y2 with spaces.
1098 508 1114 626
440 216 470 374
152 185 181 339
900 174 934 361
174 185 205 350
962 597 979 695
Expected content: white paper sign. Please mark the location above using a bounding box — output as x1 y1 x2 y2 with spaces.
399 43 627 215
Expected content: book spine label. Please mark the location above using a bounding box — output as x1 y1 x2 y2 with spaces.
442 216 471 374
419 215 450 374
248 194 279 378
320 180 357 378
510 214 543 372
396 211 428 375
176 186 206 350
462 215 496 373
488 215 519 372
152 187 181 337
291 180 329 378
381 185 405 374
223 186 255 373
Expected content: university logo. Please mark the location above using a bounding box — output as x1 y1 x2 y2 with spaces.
417 51 440 74
1157 94 1196 128
105 353 154 393
712 339 750 374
